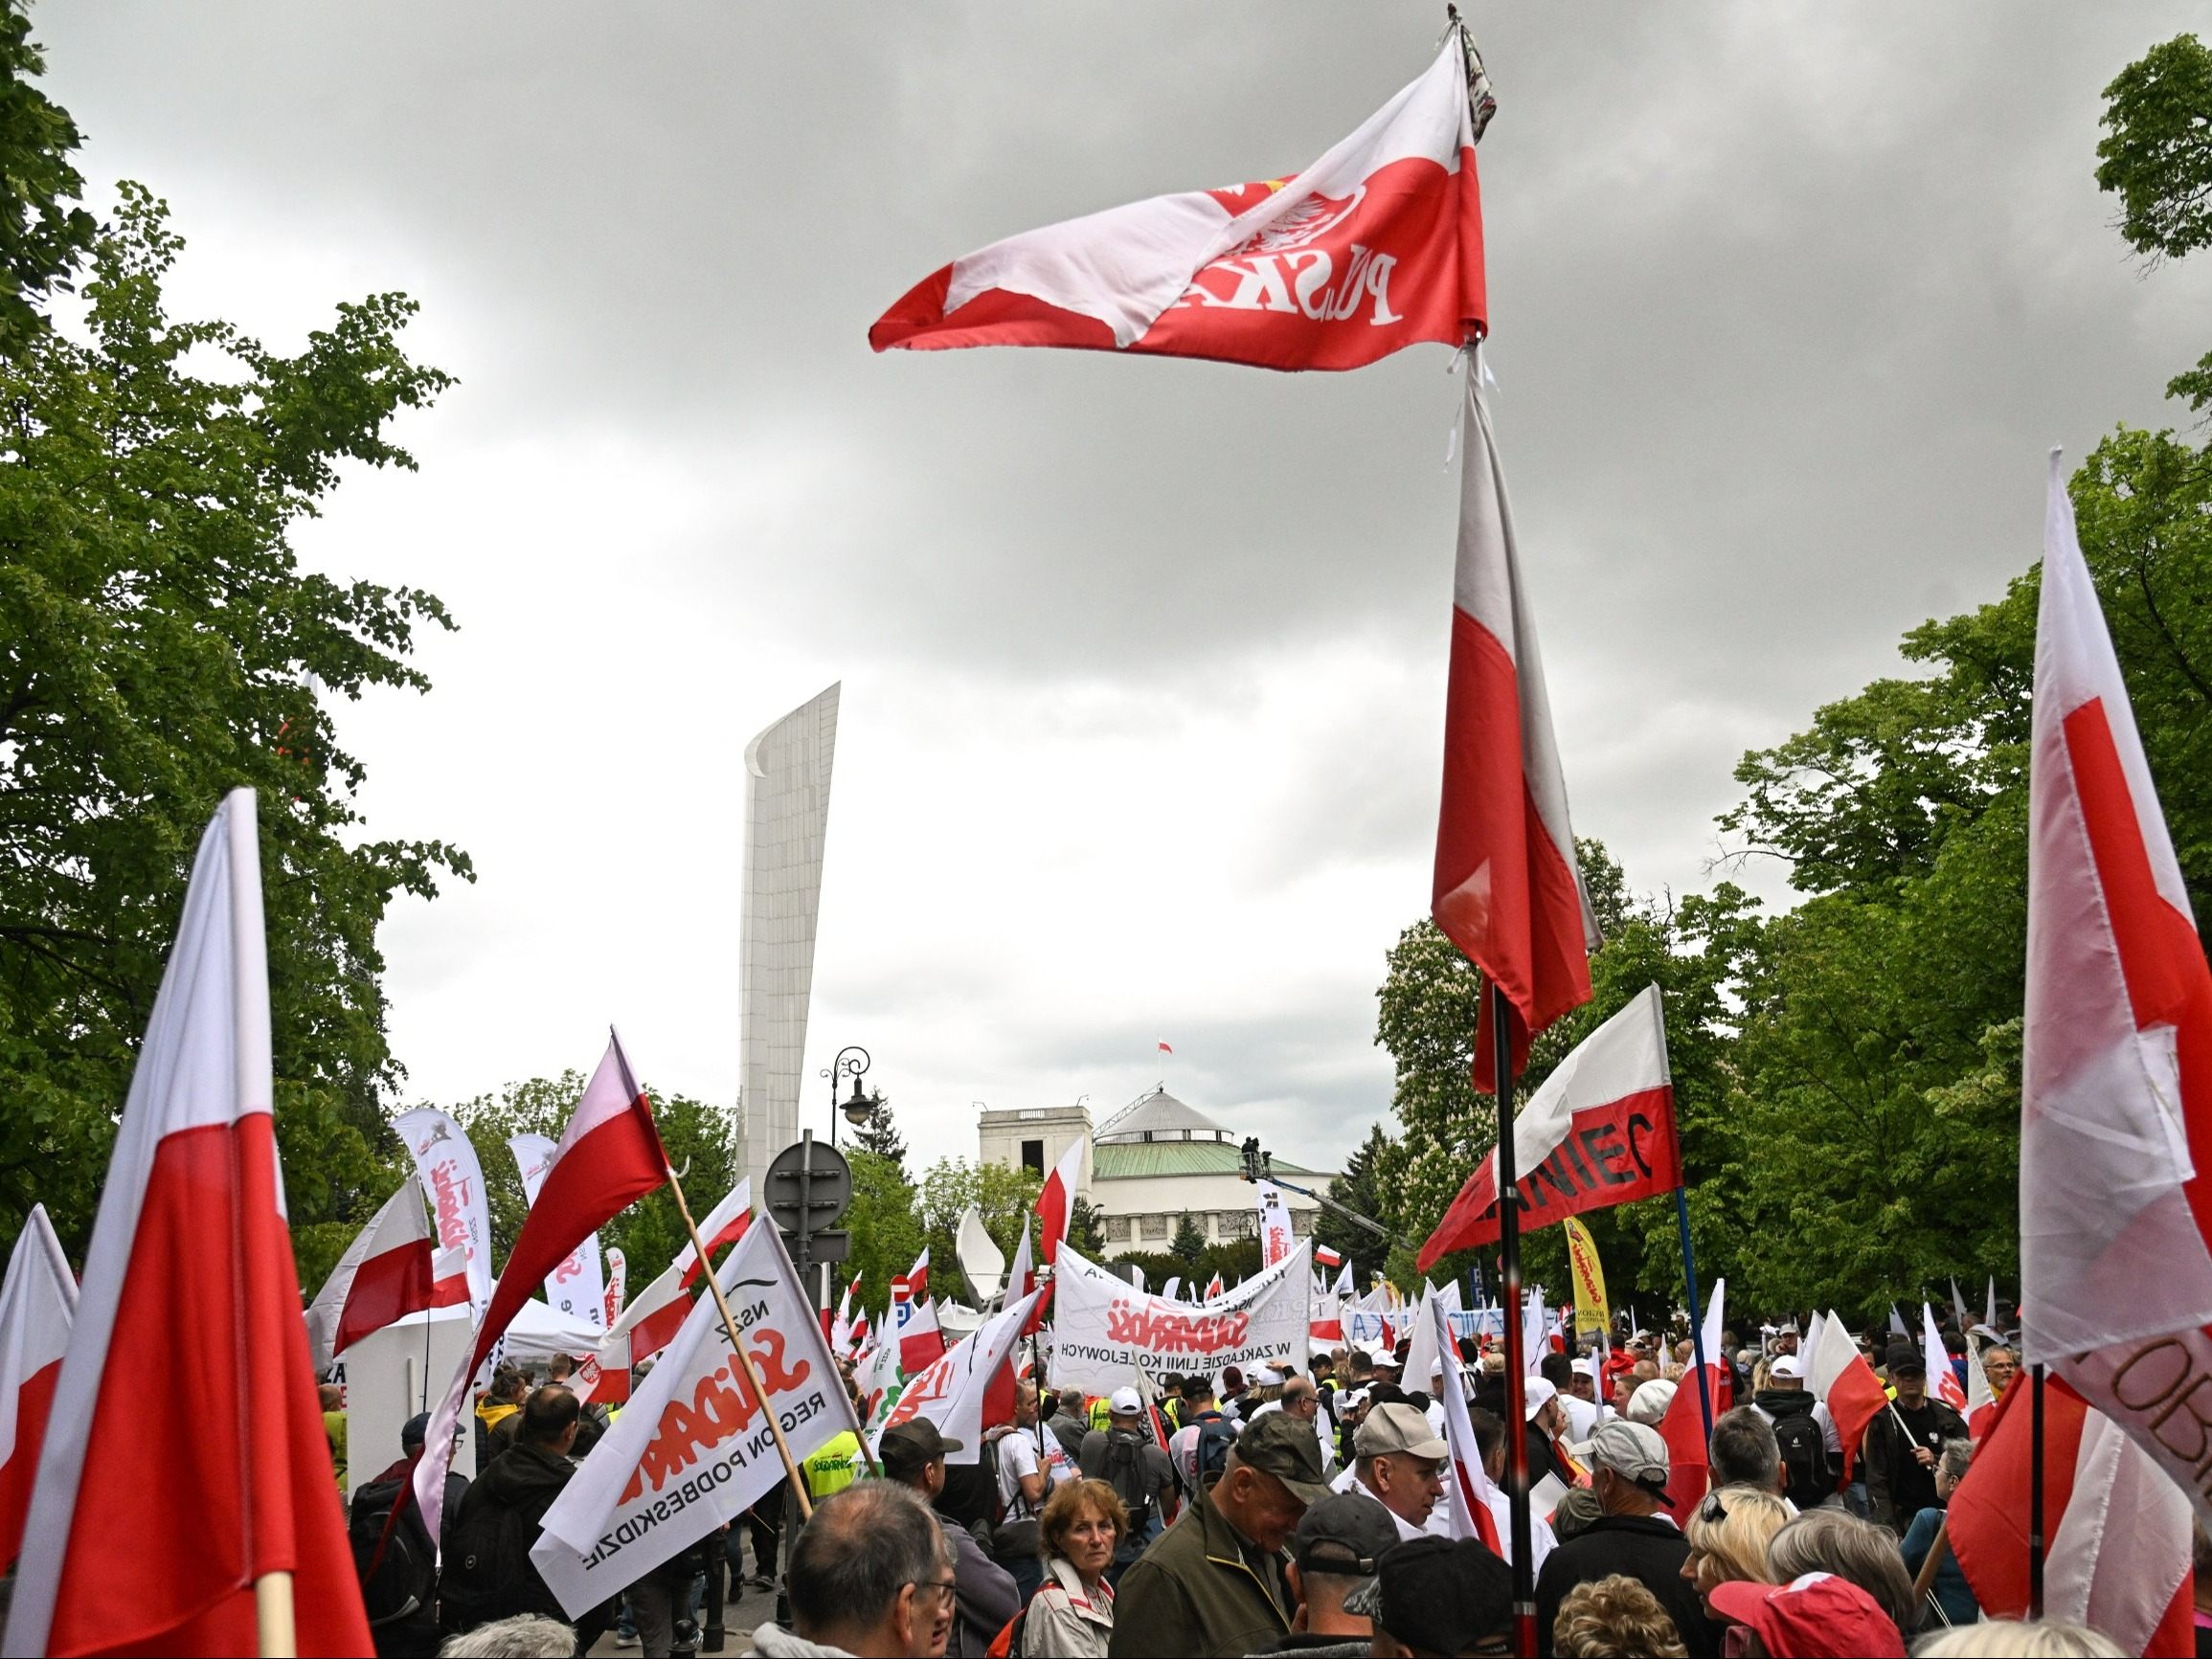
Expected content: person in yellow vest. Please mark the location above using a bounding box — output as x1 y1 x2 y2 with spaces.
803 1427 864 1500
1088 1394 1111 1433
474 1366 526 1466
319 1383 347 1492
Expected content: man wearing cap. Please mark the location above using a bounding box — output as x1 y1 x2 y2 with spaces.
1109 1411 1331 1658
1751 1353 1839 1511
1328 1402 1447 1542
1522 1378 1576 1489
1080 1386 1179 1560
880 1419 1020 1659
1862 1340 1965 1535
1245 1491 1399 1658
1344 1536 1514 1658
1534 1420 1719 1658
1707 1571 1907 1658
1560 1356 1606 1445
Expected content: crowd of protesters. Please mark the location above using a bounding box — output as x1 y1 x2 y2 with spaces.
328 1309 2174 1659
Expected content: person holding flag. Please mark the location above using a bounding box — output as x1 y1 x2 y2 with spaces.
1861 1340 1966 1536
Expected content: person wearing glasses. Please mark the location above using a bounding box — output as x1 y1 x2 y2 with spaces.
750 1482 957 1659
1022 1478 1128 1657
1679 1485 1788 1626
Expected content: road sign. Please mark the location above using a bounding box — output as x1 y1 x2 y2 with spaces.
765 1133 854 1303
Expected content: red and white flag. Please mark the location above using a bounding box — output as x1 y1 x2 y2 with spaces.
878 1289 1046 1463
1314 1244 1343 1269
1430 1297 1504 1558
1157 1040 1173 1054
304 1175 437 1376
1420 986 1675 1269
1964 1334 1998 1441
508 1132 609 1332
1806 1309 1888 1483
599 1180 752 1370
430 1244 470 1309
831 1272 859 1356
1655 1278 1727 1525
1035 1136 1088 1267
414 1034 670 1545
0 1205 75 1576
1204 1272 1225 1302
2019 452 2212 1519
1921 1305 1967 1414
1433 380 1601 1089
896 1249 947 1374
870 36 1484 372
1949 1373 2194 1657
1004 1216 1049 1337
5 790 372 1656
603 1246 627 1327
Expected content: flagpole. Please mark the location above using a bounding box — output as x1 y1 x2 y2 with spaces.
1491 979 1535 1659
2029 1363 2045 1618
665 1163 816 1520
253 1570 295 1658
1674 1187 1714 1446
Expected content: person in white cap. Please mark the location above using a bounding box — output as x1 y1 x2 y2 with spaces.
1749 1352 1840 1511
1077 1385 1178 1565
1338 1402 1447 1542
1562 1356 1608 1444
1534 1420 1721 1658
1522 1378 1577 1489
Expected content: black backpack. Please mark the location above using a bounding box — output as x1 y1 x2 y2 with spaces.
348 1477 436 1631
438 1490 540 1634
1193 1415 1237 1490
1772 1410 1834 1508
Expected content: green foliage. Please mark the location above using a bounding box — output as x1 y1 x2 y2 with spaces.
2098 35 2212 412
0 6 94 360
1067 1194 1107 1260
0 182 462 1275
844 1148 925 1323
1169 1214 1207 1268
915 1155 1042 1305
1312 1124 1395 1287
1112 1238 1260 1291
849 1094 908 1174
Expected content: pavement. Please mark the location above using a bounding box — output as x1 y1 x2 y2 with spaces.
582 1573 782 1656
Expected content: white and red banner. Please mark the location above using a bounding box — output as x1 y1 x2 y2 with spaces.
878 1287 1045 1465
1255 1180 1297 1267
1035 1136 1087 1267
1420 986 1677 1268
415 1034 670 1546
509 1132 609 1332
0 1206 75 1576
305 1175 437 1376
1950 1373 2193 1656
531 1222 858 1617
859 1336 903 1433
394 1106 494 1315
604 1247 627 1327
1429 1296 1504 1557
599 1181 753 1373
1433 377 1600 1089
430 1244 469 1309
2020 453 2212 1528
1314 1244 1343 1269
1655 1278 1727 1525
1922 1305 1967 1414
1050 1242 1310 1393
1806 1308 1888 1483
871 37 1484 373
895 1249 947 1374
5 790 372 1656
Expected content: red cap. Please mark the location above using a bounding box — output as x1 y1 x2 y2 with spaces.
1707 1573 1905 1658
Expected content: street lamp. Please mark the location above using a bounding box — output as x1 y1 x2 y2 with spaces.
822 1045 872 1147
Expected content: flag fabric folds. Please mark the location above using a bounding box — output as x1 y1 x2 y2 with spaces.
2020 451 2212 1523
393 1106 494 1313
896 1250 947 1374
877 1289 1045 1465
1433 381 1600 1089
1419 987 1674 1269
304 1174 438 1376
4 790 372 1658
1035 1137 1087 1267
599 1181 753 1372
1921 1305 1967 1414
0 1205 75 1577
508 1132 610 1330
869 37 1484 372
415 1034 670 1548
1805 1310 1887 1482
1948 1372 2194 1657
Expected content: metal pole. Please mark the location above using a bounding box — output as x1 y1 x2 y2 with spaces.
2029 1363 2045 1618
1492 980 1534 1659
1675 1187 1713 1446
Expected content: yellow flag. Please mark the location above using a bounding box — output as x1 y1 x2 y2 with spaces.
1564 1216 1609 1336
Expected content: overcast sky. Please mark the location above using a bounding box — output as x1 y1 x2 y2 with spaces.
37 4 2212 1177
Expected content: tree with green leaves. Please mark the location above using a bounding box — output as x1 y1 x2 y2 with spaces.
0 5 93 361
914 1155 1042 1305
842 1147 925 1324
849 1093 908 1174
1169 1214 1206 1269
0 157 463 1279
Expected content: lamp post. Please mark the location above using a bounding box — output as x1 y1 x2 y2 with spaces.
822 1045 874 1148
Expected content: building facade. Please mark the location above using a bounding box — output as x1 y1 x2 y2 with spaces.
979 1087 1335 1257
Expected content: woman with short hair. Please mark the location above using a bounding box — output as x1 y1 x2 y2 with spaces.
1680 1485 1790 1623
1021 1478 1126 1657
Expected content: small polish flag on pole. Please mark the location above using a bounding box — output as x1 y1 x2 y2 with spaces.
1157 1040 1173 1054
304 1174 439 1377
1314 1244 1343 1269
5 790 372 1656
0 1205 76 1577
1035 1135 1089 1267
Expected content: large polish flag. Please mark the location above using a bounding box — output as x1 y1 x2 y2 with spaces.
2020 452 2212 1523
304 1175 437 1376
598 1180 752 1371
1433 381 1600 1087
870 35 1485 372
414 1034 670 1546
1035 1136 1088 1267
1949 1373 2193 1657
1418 986 1673 1269
1805 1310 1888 1483
4 790 372 1657
0 1206 75 1575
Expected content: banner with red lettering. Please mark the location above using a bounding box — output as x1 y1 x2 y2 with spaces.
530 1220 856 1616
394 1107 494 1312
1050 1242 1310 1392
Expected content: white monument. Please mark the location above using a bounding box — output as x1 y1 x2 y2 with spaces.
738 684 840 1203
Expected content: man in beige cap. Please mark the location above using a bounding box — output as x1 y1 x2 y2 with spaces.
1533 1420 1720 1658
1339 1401 1448 1542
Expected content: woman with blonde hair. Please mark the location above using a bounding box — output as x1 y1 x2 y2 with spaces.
1020 1477 1126 1657
1552 1574 1688 1657
1680 1485 1791 1623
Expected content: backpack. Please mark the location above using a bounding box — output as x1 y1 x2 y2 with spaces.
438 1490 541 1634
1193 1415 1237 1490
1772 1410 1833 1508
348 1477 435 1630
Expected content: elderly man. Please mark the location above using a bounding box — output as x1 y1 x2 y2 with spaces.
746 1482 956 1659
1247 1492 1399 1659
1533 1421 1719 1658
1328 1402 1446 1542
1109 1412 1332 1658
880 1420 1018 1658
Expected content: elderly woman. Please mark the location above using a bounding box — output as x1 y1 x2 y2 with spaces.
1681 1484 1791 1625
1022 1477 1125 1657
